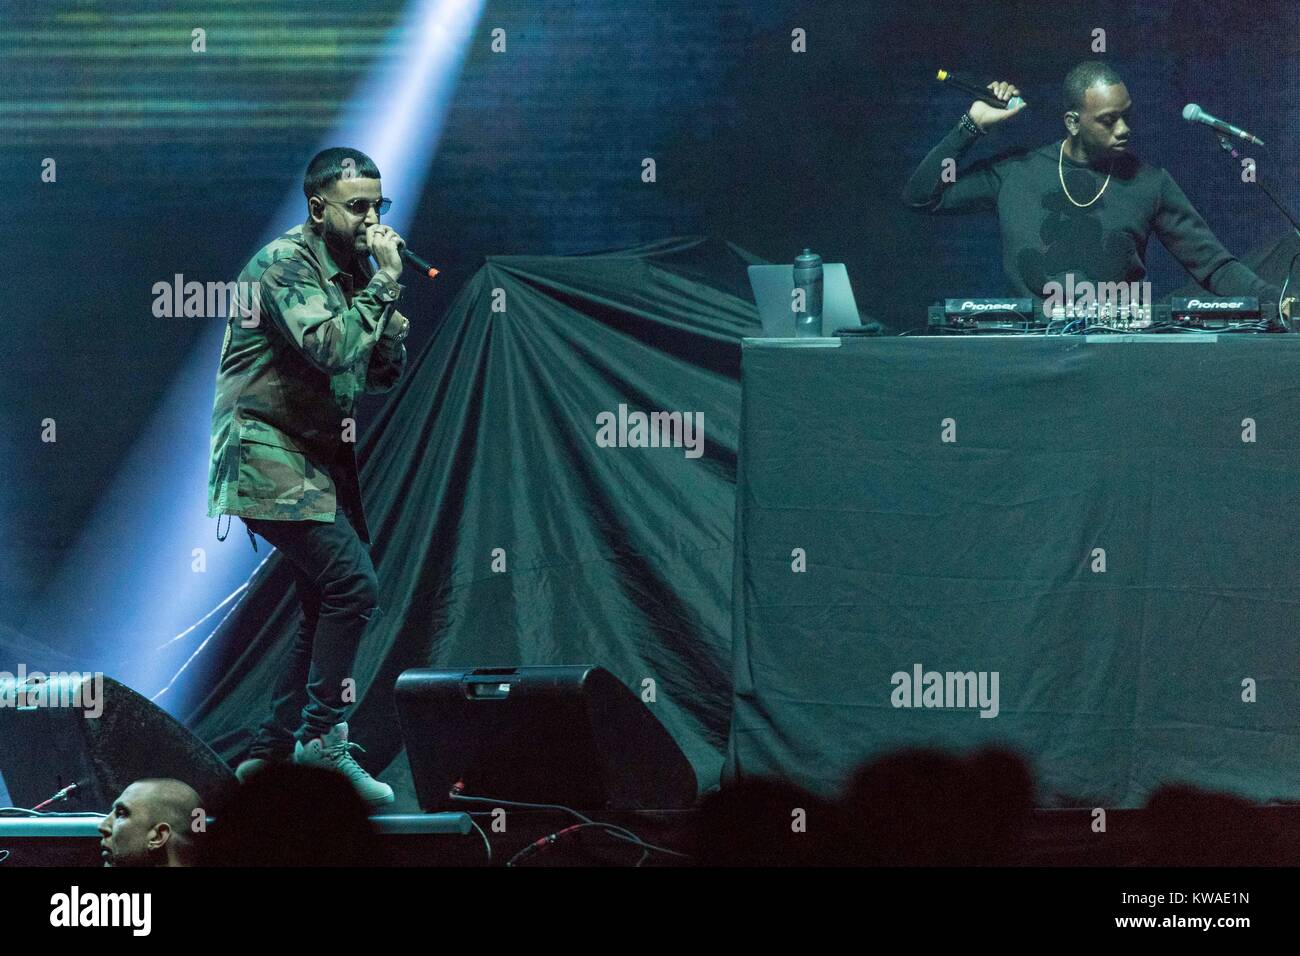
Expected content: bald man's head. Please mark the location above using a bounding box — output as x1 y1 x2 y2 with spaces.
98 779 203 867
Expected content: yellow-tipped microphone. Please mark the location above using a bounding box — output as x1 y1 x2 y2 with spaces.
936 69 1025 110
398 244 440 281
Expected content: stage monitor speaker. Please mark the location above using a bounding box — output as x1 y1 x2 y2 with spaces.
395 665 698 811
0 673 235 812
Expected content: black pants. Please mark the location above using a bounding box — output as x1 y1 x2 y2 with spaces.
240 505 379 759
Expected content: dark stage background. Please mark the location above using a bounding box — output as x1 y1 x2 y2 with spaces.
3 0 1300 803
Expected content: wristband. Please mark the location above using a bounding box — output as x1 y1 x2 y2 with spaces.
959 112 984 136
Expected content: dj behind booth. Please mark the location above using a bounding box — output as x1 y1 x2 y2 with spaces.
899 61 1297 332
724 63 1300 806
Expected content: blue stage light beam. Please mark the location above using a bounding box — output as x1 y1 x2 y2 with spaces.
35 0 484 709
270 0 486 239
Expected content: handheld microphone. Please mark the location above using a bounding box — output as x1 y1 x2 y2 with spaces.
399 245 440 281
1182 103 1265 147
936 69 1025 110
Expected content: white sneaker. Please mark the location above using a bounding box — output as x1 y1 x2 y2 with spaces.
235 757 269 782
293 722 394 806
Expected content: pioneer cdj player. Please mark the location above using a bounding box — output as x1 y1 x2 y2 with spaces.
927 296 1282 333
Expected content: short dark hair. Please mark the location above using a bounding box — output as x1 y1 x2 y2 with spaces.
1062 61 1125 113
303 147 381 198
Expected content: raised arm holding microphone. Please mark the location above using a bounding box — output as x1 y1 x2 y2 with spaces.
902 61 1291 319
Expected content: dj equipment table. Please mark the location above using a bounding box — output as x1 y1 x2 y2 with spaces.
725 334 1300 806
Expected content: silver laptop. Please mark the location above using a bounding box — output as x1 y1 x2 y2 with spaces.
747 263 863 336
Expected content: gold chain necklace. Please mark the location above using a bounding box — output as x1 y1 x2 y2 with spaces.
1058 140 1112 208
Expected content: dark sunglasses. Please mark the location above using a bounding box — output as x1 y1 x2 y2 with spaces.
317 195 393 216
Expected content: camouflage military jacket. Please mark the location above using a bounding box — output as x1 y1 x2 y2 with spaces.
207 223 407 545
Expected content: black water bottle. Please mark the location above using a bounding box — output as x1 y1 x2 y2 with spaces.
792 248 823 337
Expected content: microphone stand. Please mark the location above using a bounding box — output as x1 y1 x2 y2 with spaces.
1216 135 1300 233
1216 133 1300 330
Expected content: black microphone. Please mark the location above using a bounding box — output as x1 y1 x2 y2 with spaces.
1182 103 1265 147
936 69 1025 109
398 245 440 281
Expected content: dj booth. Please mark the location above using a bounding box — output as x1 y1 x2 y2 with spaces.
725 333 1300 807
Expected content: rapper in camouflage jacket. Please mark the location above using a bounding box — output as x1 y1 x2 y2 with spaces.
207 222 407 546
